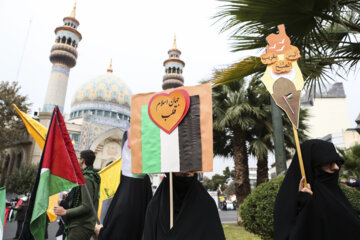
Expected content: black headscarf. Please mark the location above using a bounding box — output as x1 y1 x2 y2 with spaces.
274 139 360 240
142 174 225 240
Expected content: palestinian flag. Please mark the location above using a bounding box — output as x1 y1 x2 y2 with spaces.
0 187 5 240
283 93 293 100
20 106 85 240
131 83 213 174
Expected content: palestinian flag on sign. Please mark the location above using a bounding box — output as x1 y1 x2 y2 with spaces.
131 83 213 174
283 93 293 100
0 187 5 240
20 106 85 240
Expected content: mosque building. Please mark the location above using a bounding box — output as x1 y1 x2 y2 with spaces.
1 5 185 179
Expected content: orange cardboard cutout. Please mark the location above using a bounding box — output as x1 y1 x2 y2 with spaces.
265 24 291 54
260 24 304 128
148 89 190 134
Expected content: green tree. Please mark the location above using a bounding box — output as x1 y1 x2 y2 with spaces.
338 144 360 179
6 163 38 194
0 81 31 151
202 174 227 192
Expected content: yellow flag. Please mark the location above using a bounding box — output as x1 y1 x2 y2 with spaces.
98 159 122 218
12 104 58 221
12 104 47 149
47 194 59 222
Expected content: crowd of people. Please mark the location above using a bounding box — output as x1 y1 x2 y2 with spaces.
5 137 360 240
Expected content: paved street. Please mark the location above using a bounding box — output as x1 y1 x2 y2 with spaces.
3 221 59 240
3 209 237 239
219 209 237 223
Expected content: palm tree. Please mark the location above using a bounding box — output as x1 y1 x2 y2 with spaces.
247 78 273 185
338 144 360 179
213 0 360 91
213 79 264 205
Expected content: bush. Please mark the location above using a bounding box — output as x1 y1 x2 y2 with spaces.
339 183 360 213
6 163 38 194
239 176 284 240
239 176 360 240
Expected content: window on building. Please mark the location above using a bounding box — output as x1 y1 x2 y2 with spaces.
104 111 110 117
97 110 103 116
70 133 80 142
111 112 117 119
91 110 96 115
118 113 123 120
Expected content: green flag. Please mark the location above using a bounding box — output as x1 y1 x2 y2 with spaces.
0 187 6 240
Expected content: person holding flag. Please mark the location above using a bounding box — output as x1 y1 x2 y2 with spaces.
54 150 100 240
18 106 86 240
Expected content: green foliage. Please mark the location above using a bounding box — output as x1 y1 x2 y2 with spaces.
0 81 31 151
203 167 236 192
202 174 227 191
339 183 360 213
239 176 360 240
6 163 38 194
239 176 284 240
338 144 360 179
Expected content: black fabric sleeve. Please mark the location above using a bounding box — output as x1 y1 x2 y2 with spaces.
296 191 312 214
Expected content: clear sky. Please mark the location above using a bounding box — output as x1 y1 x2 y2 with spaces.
1 0 359 175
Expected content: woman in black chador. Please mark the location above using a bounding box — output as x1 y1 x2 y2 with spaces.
142 173 225 240
274 139 360 240
95 131 153 240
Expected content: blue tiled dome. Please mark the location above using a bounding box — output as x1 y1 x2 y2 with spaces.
71 72 132 107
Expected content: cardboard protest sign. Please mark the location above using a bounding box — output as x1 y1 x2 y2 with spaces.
130 83 213 174
260 24 304 128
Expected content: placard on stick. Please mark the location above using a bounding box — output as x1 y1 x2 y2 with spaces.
260 24 304 129
260 24 307 184
130 83 213 174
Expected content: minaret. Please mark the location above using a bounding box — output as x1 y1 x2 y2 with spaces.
162 36 185 90
42 3 82 113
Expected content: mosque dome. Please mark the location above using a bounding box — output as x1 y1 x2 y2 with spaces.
69 65 132 122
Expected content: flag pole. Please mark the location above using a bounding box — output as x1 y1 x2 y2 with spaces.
292 124 307 186
84 184 100 224
169 172 174 229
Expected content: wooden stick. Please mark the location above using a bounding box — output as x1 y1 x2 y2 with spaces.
169 172 174 229
292 124 307 186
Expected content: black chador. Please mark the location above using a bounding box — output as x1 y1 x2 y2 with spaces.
274 139 360 240
142 174 225 240
98 131 153 240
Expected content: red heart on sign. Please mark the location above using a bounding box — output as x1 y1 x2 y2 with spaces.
148 89 190 134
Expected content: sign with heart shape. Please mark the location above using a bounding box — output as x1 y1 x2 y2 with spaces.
148 89 190 134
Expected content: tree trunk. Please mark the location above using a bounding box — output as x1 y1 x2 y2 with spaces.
256 154 269 186
232 126 251 206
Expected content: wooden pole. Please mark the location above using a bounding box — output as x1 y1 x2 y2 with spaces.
169 172 174 229
292 124 307 186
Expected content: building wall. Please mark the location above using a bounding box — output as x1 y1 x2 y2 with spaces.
304 98 351 139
